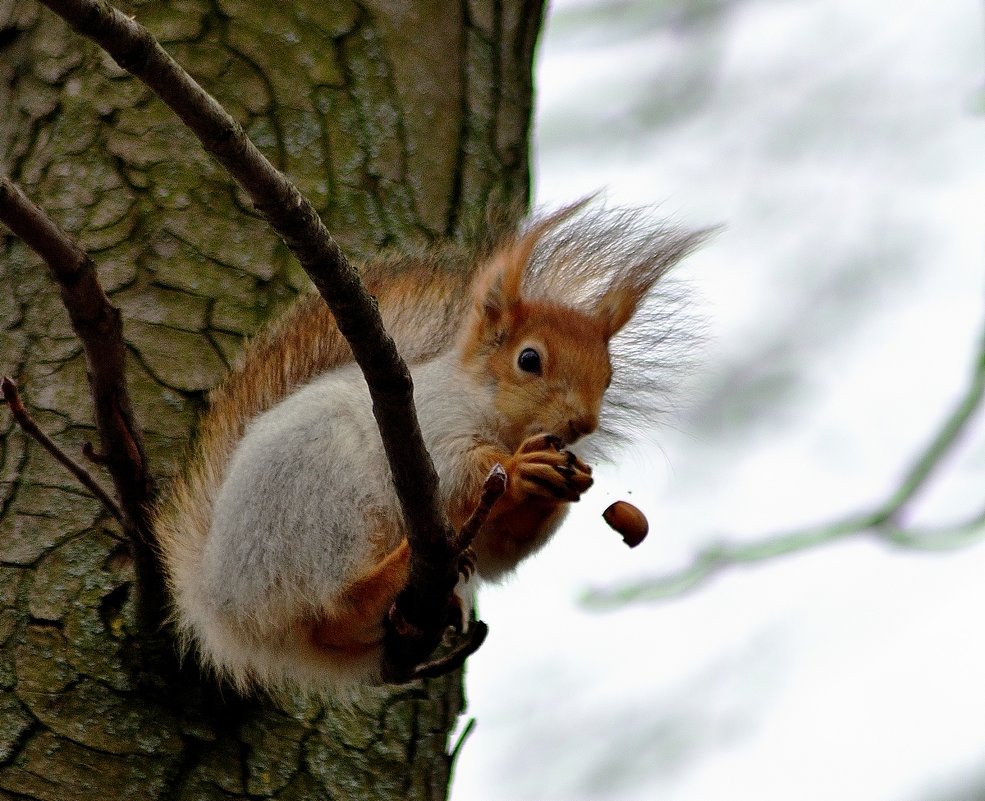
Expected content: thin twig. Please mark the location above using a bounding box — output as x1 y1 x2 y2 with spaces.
448 717 477 774
391 467 506 679
880 506 985 551
0 176 163 628
870 323 985 526
585 318 985 608
36 0 473 676
455 464 507 553
386 466 506 679
1 377 123 523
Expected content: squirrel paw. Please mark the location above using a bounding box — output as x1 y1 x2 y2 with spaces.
507 433 594 502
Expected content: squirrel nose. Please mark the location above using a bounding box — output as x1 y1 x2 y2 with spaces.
567 414 598 443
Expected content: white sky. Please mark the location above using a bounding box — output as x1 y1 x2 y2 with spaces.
452 1 985 799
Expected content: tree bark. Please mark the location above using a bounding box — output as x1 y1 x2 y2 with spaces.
0 0 542 797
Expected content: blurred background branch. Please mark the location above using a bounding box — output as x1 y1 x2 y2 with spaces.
585 315 985 607
454 2 985 798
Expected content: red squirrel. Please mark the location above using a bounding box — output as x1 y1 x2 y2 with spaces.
154 202 706 694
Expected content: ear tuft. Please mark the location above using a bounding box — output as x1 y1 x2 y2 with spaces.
592 225 713 339
471 196 596 328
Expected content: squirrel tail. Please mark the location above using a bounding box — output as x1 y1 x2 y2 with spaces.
152 250 481 689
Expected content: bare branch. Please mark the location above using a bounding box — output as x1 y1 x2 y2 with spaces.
0 176 164 626
454 464 508 553
37 0 474 675
870 323 985 525
383 466 506 680
1 377 123 523
585 317 985 608
449 716 477 772
880 507 985 550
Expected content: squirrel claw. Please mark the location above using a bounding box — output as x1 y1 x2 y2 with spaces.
457 546 477 582
443 593 469 637
388 603 424 638
517 433 563 455
564 449 592 475
509 444 594 502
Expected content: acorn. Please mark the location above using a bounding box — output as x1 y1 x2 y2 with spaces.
602 501 649 548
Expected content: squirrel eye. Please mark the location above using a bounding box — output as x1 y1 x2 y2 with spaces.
517 347 542 374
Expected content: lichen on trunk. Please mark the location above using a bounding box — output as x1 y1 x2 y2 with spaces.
0 0 543 796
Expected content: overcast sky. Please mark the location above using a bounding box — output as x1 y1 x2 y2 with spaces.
453 2 985 800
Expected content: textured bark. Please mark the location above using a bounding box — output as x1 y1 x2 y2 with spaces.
0 0 542 797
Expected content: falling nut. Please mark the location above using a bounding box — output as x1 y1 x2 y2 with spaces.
602 501 649 548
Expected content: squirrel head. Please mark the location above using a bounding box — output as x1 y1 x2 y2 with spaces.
457 201 674 451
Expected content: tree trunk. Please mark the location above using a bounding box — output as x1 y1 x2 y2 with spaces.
0 0 542 797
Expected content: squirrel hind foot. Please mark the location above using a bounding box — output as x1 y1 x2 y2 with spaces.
307 537 412 659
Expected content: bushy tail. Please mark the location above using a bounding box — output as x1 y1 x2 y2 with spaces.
153 250 480 668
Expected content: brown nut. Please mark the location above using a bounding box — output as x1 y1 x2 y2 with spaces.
602 501 649 548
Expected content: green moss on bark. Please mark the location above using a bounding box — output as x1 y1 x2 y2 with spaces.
0 0 543 797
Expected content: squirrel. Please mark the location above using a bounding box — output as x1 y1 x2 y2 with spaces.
153 200 707 695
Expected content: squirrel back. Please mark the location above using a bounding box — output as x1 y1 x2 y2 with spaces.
153 202 707 694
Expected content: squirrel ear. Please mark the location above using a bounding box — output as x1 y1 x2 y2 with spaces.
472 248 525 329
594 283 649 340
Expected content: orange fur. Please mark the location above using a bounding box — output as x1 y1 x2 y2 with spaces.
308 539 410 655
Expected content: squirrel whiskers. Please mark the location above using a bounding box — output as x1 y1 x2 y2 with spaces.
153 200 708 696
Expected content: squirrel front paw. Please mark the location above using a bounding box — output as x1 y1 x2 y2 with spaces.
506 433 594 503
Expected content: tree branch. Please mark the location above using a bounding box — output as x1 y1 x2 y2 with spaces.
385 466 506 681
585 318 985 608
0 176 164 627
454 463 507 554
0 376 123 523
870 323 985 525
36 0 473 677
